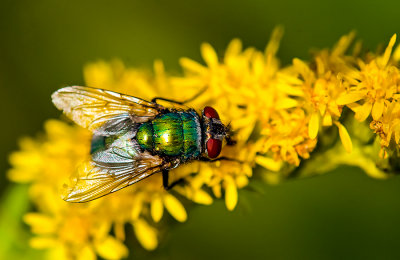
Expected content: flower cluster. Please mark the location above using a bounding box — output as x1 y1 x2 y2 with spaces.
8 28 400 259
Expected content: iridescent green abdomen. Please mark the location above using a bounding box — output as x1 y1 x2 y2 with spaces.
136 111 201 159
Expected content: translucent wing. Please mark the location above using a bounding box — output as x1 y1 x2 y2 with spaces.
62 131 173 202
52 86 164 132
62 155 171 202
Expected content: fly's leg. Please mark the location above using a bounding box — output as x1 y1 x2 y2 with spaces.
152 97 184 105
199 156 243 163
162 157 242 191
162 169 187 190
162 169 170 189
152 86 207 105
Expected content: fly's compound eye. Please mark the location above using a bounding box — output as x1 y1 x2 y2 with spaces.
206 138 222 158
203 106 219 119
204 106 222 158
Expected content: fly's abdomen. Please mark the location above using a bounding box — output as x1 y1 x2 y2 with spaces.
136 111 201 158
136 122 153 150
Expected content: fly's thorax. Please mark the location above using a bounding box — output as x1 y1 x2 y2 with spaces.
135 111 202 159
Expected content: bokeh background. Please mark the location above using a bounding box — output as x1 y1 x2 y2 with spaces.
1 0 400 259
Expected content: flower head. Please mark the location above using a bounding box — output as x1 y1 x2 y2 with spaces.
337 34 400 154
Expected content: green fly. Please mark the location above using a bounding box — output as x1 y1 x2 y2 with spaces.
52 86 234 202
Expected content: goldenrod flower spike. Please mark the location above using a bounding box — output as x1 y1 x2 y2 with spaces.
8 29 400 259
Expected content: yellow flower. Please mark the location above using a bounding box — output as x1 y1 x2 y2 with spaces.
24 210 128 260
337 35 399 121
290 33 360 153
257 108 317 167
370 100 400 152
336 34 400 153
9 48 255 258
8 122 131 260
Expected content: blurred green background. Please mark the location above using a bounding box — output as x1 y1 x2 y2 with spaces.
1 0 400 259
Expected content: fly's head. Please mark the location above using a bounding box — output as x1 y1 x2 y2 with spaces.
201 106 235 158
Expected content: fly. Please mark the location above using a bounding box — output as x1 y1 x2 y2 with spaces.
52 86 234 202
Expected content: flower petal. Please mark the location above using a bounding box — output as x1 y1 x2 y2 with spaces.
95 236 128 259
29 236 57 249
276 98 298 109
322 114 332 126
131 194 143 220
46 244 69 260
163 194 187 222
308 112 319 139
179 57 208 75
78 245 96 260
192 189 213 205
372 99 384 120
380 34 396 67
393 41 400 62
255 156 282 172
212 184 222 198
150 195 163 223
225 177 238 211
225 38 242 60
133 219 158 251
83 61 114 89
265 26 284 55
336 122 352 153
349 102 372 121
235 175 249 188
336 92 365 105
24 213 56 234
201 43 219 68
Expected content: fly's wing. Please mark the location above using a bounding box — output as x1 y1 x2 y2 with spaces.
62 155 170 202
62 132 173 202
53 86 170 202
51 86 164 133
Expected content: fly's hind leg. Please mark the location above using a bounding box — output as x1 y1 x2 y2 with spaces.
162 169 187 190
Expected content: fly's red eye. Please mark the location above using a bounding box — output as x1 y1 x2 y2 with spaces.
206 138 222 158
203 106 219 119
